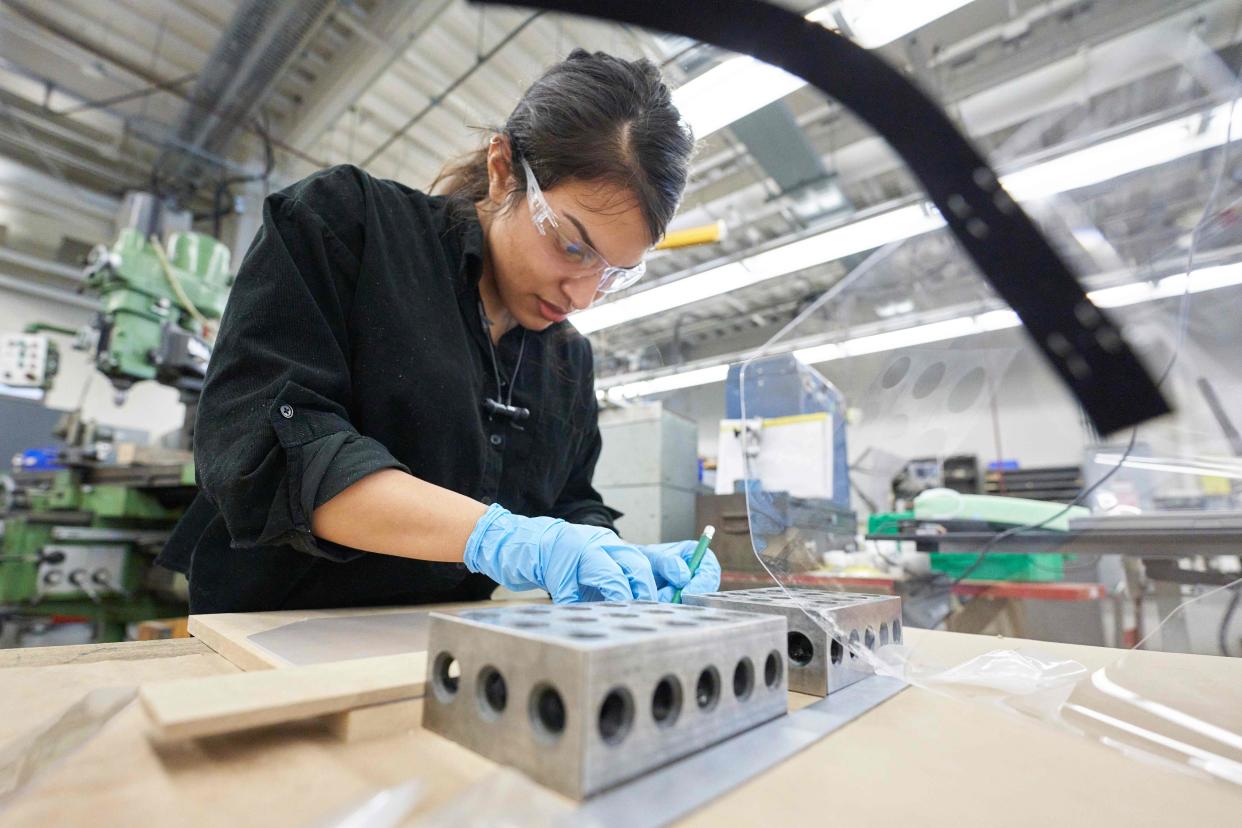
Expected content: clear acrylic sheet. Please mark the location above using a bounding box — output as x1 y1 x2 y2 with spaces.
738 27 1242 788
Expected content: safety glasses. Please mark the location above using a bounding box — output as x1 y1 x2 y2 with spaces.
520 157 647 295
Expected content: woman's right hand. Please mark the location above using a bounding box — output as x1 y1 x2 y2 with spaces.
463 504 658 603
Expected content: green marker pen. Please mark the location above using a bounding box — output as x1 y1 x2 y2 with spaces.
672 525 715 604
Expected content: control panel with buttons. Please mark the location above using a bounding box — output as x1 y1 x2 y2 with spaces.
1 334 52 388
36 544 128 598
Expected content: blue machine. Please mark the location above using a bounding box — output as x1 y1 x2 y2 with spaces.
724 355 857 562
14 446 63 472
725 354 851 508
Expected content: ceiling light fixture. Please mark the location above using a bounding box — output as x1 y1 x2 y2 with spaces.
675 2 982 138
831 0 979 49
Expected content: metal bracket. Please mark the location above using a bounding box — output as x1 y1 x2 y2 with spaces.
571 676 908 827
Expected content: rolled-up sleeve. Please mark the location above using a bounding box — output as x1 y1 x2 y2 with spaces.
195 168 407 561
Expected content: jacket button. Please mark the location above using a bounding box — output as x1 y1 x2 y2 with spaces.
489 434 502 447
279 404 294 419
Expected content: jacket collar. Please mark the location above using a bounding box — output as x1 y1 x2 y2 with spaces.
429 195 486 296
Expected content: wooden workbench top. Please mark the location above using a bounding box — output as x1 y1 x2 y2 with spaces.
0 608 1238 827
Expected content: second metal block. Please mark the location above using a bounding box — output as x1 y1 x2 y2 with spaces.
685 587 902 696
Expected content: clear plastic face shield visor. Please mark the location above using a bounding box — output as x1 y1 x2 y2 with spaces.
726 61 1242 790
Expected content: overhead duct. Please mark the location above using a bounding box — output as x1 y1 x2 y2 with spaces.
729 99 852 223
160 0 334 195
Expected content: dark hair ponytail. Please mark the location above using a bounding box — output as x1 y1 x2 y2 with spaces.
432 49 694 244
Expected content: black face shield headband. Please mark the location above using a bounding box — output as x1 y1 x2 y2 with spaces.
477 0 1171 435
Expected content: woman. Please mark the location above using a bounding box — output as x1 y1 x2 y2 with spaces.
160 50 721 613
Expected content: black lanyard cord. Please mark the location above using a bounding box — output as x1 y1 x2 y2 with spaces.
478 300 530 423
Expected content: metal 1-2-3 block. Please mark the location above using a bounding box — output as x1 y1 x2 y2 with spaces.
685 588 902 696
422 601 787 799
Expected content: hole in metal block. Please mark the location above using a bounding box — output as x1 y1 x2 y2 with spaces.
879 623 890 647
512 620 548 629
598 687 634 745
477 666 507 719
652 676 682 728
433 652 460 701
530 684 566 740
764 651 782 689
698 615 732 622
566 616 599 623
618 624 658 633
696 667 721 711
568 630 606 639
864 627 876 651
645 608 675 615
601 602 628 607
561 605 594 612
519 606 552 614
607 612 640 618
666 619 698 627
733 658 754 701
848 630 861 660
788 632 814 667
830 638 843 665
892 619 903 643
679 605 707 612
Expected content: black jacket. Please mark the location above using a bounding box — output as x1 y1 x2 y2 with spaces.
159 165 619 613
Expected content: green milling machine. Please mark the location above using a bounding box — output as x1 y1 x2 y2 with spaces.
0 193 232 642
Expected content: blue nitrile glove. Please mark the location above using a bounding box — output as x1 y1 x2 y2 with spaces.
463 503 659 603
636 541 722 602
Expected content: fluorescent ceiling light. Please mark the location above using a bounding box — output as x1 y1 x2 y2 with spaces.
673 57 806 138
875 299 915 318
599 262 1242 399
574 103 1242 335
742 205 944 278
792 310 1017 365
833 0 978 49
1085 261 1242 308
1085 281 1157 309
674 1 977 138
1002 102 1242 201
603 364 729 404
572 204 943 335
573 262 753 334
1152 262 1242 298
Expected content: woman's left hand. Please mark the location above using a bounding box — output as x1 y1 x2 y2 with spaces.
635 541 722 602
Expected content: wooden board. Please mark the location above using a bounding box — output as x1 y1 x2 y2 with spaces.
187 601 507 672
324 698 423 742
0 638 212 670
186 601 537 737
139 653 424 741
